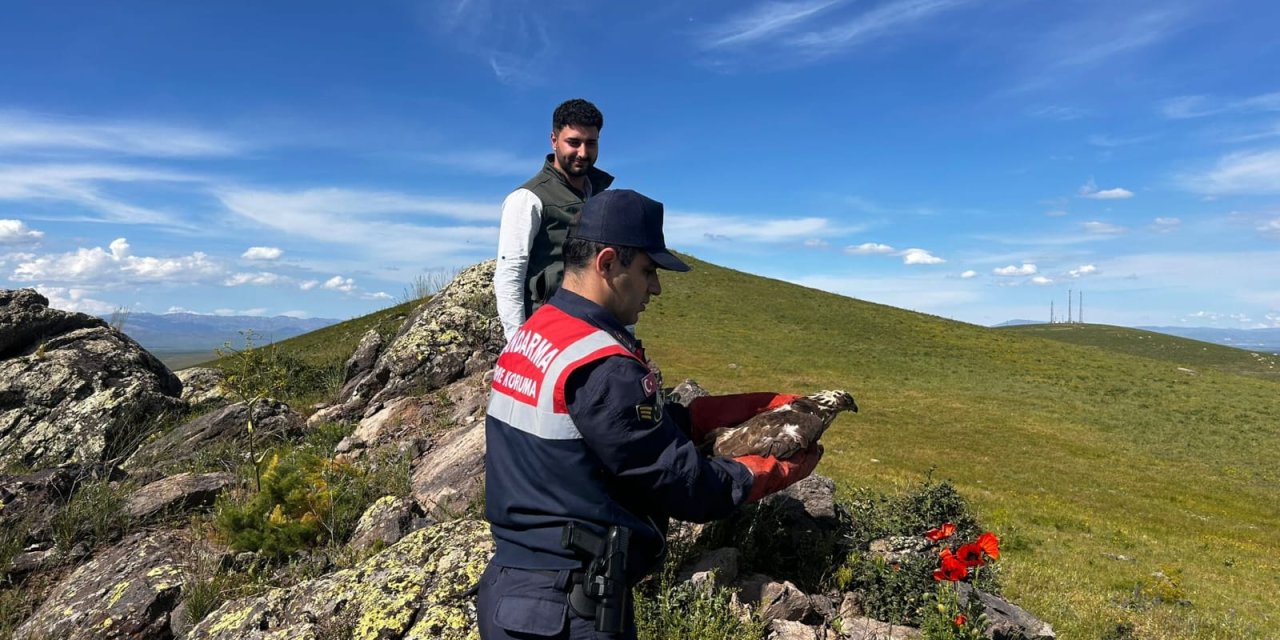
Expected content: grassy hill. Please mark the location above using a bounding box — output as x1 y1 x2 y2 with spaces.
998 322 1280 382
240 258 1280 639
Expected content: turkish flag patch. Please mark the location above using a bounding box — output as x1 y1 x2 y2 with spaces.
641 372 657 397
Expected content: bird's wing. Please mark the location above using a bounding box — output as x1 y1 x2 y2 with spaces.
711 410 825 459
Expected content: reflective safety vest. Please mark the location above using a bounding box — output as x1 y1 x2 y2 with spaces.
489 305 652 440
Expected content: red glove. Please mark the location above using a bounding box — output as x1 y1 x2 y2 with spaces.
736 444 823 504
687 392 801 445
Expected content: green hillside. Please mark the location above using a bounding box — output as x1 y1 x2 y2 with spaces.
998 322 1280 382
251 259 1279 639
644 257 1279 639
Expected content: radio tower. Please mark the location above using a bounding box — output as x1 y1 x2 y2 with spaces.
1068 288 1073 323
1078 291 1083 324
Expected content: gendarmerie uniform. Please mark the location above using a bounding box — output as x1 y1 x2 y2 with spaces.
478 288 753 639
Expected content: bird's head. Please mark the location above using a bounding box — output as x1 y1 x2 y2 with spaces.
808 389 858 414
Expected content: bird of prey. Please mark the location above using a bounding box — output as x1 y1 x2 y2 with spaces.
704 390 858 459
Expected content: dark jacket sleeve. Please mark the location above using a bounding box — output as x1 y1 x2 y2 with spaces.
566 356 753 523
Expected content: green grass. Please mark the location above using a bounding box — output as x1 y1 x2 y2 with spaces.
641 256 1280 639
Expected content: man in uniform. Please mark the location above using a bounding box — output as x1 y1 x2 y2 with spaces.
479 189 823 639
494 98 614 341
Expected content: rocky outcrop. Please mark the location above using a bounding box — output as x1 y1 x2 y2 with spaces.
0 289 184 469
125 399 304 470
311 261 502 425
958 583 1057 640
335 371 489 460
123 472 238 522
410 419 486 520
176 367 228 408
14 530 189 640
189 518 492 640
348 495 431 552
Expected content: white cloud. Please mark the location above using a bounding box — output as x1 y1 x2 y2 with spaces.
1083 221 1126 235
960 270 977 279
11 237 223 285
35 286 117 315
216 187 497 266
1160 91 1280 120
1152 217 1181 232
242 246 283 261
1069 264 1098 278
701 0 842 49
993 263 1037 276
364 291 394 300
224 272 286 287
213 308 268 317
323 276 357 293
1030 105 1091 121
900 248 944 265
845 242 895 255
0 219 44 244
666 211 836 246
0 111 241 156
280 310 310 319
1182 149 1280 195
419 150 535 176
1258 218 1280 236
804 238 830 248
1078 178 1134 199
299 280 320 291
0 163 201 227
1031 276 1054 286
786 0 971 59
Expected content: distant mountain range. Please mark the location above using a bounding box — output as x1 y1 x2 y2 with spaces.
106 312 340 353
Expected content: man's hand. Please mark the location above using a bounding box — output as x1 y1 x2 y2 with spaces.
735 444 823 503
687 392 801 445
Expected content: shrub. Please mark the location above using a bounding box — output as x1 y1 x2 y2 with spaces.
635 571 766 640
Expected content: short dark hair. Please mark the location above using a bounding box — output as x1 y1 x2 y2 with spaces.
553 99 604 133
563 236 637 272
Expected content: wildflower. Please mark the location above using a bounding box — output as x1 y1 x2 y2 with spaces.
956 542 986 567
924 522 956 541
933 548 969 581
976 531 1000 560
955 613 967 626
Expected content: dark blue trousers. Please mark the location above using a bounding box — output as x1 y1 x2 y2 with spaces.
476 562 637 639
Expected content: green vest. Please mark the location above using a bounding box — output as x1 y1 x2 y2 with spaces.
520 155 615 317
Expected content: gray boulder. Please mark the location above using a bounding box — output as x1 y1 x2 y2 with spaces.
123 472 237 522
410 419 485 519
348 495 431 552
175 367 228 407
13 530 188 640
311 260 503 425
0 289 183 469
125 398 303 470
957 583 1056 640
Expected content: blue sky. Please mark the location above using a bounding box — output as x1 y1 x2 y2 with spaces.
2 0 1278 328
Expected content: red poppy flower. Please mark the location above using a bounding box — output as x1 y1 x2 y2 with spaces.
924 522 956 542
954 614 967 626
956 543 986 567
976 532 1000 560
932 548 969 581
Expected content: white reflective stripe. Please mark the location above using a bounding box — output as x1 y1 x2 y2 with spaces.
488 387 583 440
537 330 627 412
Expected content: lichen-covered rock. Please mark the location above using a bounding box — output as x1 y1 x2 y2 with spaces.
125 399 303 469
0 289 183 469
13 530 189 640
410 420 485 519
343 329 384 391
314 261 502 425
337 371 488 458
176 367 228 407
348 495 430 552
124 472 237 522
189 518 492 640
840 617 922 639
0 464 83 548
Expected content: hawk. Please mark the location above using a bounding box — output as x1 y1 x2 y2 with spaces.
703 390 858 459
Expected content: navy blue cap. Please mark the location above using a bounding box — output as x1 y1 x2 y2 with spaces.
569 189 690 272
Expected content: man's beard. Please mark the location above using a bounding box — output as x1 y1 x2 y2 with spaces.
556 151 593 177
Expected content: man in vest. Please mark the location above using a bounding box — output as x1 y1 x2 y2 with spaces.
479 189 823 639
494 98 615 342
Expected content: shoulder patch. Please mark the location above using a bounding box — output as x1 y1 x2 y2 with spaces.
641 372 658 397
635 400 664 425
